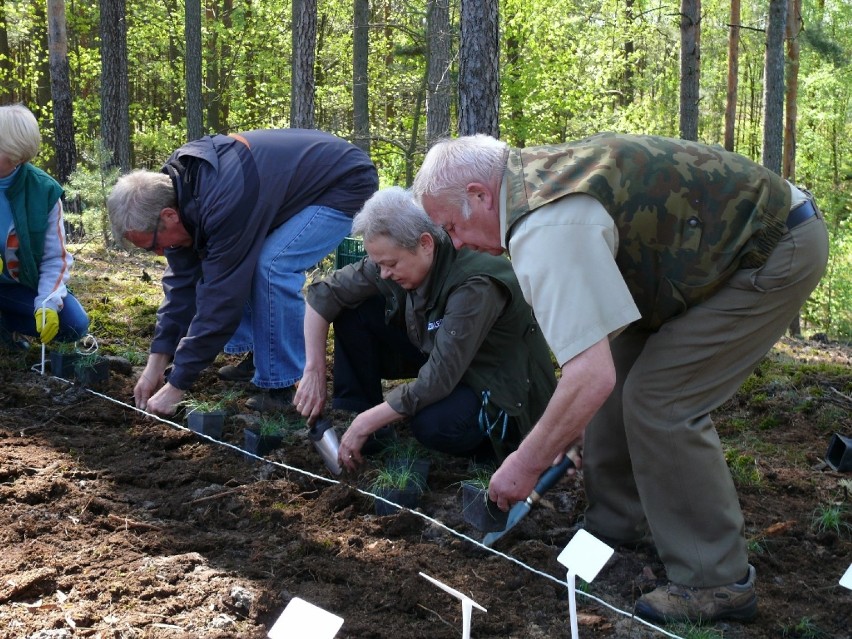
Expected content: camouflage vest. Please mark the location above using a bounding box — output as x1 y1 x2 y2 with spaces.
505 133 792 329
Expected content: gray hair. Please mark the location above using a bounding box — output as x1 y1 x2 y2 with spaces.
351 186 442 251
108 170 176 242
411 134 507 219
0 104 42 165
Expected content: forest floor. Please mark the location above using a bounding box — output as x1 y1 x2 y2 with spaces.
0 246 851 639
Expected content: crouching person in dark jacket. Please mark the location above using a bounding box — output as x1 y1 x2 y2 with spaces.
293 187 557 471
108 129 378 416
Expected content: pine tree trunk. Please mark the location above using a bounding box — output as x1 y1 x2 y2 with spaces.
762 0 787 175
458 0 499 137
679 0 700 141
426 0 451 147
290 0 316 129
46 0 76 184
724 0 740 151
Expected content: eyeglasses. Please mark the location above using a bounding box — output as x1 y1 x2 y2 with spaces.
145 223 160 252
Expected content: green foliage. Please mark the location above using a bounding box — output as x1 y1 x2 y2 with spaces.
725 450 763 488
810 501 851 536
64 140 121 248
370 464 425 492
257 414 304 440
669 624 725 639
781 616 832 639
183 390 240 414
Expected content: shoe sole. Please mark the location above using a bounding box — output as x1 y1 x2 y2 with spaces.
634 596 757 624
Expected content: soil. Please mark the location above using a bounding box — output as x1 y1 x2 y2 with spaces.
1 256 851 638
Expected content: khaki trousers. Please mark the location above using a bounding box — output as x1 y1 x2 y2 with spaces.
583 209 829 587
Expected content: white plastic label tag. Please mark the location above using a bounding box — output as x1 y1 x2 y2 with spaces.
557 528 614 583
267 597 344 639
840 563 852 591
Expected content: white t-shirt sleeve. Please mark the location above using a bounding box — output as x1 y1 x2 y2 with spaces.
508 194 640 366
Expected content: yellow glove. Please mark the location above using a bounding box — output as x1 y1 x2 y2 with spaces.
34 308 59 344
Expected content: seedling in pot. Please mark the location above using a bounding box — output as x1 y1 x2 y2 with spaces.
183 395 236 440
74 352 110 386
381 438 431 489
370 464 426 515
243 414 305 458
459 465 507 532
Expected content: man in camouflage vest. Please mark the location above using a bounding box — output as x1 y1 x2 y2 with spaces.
412 133 829 624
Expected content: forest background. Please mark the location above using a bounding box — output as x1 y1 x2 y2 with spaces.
1 0 850 337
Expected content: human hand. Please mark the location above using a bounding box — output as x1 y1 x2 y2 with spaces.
293 369 327 423
134 369 164 410
145 383 184 417
34 308 59 343
337 414 373 472
487 451 544 511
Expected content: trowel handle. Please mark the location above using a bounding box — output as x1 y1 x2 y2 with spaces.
308 416 333 440
528 455 574 503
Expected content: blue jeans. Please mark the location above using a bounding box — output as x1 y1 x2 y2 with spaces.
0 282 89 342
225 205 353 389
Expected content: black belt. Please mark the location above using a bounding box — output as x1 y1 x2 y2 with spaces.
786 199 816 230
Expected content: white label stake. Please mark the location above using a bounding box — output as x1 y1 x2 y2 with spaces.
840 563 852 591
557 529 614 639
419 572 486 639
267 597 343 639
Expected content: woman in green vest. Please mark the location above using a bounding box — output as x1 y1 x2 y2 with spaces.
294 187 557 471
0 104 89 349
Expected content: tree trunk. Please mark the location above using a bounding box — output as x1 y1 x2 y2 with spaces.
426 0 451 147
724 0 740 151
679 0 700 141
290 0 316 129
762 0 787 175
99 0 131 173
458 0 499 137
785 0 803 337
46 0 76 184
783 0 801 181
352 0 370 154
185 0 203 141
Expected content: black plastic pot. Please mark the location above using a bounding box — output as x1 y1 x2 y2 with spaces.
75 357 110 386
374 486 421 516
385 457 430 491
187 410 226 439
50 350 80 378
243 427 284 457
461 481 508 532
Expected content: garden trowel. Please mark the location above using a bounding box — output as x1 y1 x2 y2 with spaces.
481 455 575 547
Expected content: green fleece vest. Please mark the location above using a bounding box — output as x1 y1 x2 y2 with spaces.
377 240 557 458
6 163 63 291
505 133 792 329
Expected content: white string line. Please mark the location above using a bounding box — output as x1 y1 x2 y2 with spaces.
70 382 682 639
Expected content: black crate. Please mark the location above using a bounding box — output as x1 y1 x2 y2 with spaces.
334 237 366 269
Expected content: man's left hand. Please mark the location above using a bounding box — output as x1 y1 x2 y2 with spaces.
34 308 59 343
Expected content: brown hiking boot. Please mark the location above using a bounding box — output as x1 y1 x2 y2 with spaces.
218 352 254 381
634 565 757 623
245 386 294 413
